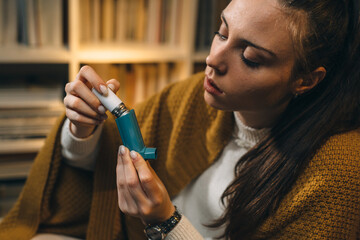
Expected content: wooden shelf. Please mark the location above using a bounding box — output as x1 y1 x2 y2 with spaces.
77 44 187 63
0 46 70 63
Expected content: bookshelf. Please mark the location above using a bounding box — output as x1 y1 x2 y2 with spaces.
0 0 230 219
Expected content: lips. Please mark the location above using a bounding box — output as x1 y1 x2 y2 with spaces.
204 75 224 95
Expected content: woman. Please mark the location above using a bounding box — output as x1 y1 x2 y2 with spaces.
1 0 359 239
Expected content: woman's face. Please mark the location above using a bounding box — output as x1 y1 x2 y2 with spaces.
204 0 297 115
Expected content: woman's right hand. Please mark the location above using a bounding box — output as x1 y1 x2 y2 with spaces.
64 65 120 138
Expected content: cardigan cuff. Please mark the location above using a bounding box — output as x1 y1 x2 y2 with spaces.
61 118 103 171
166 215 204 240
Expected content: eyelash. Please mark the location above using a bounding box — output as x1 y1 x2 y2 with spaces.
214 31 260 69
241 54 260 68
214 31 227 40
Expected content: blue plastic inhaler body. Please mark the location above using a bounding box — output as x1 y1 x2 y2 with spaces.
92 87 157 160
115 110 157 159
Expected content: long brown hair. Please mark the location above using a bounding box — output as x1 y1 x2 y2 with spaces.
211 0 360 238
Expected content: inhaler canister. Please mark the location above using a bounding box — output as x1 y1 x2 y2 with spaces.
92 87 157 160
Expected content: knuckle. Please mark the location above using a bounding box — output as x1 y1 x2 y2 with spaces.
139 173 153 184
127 178 139 189
116 180 124 188
72 81 82 91
152 196 163 207
65 82 76 93
129 208 139 216
140 206 151 216
63 95 69 105
72 98 82 109
72 112 81 122
90 98 101 108
65 108 72 118
65 82 71 92
118 183 126 190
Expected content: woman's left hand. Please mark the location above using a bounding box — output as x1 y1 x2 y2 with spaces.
116 145 175 225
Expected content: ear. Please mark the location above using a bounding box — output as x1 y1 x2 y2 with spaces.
293 66 326 95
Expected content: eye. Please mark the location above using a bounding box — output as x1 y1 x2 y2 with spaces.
214 31 228 41
241 54 260 68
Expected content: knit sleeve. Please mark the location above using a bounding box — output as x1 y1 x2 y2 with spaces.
166 216 204 240
257 130 360 239
61 118 103 171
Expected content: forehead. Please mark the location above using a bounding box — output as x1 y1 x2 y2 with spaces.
224 0 294 58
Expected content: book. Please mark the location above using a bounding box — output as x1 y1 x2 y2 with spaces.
157 62 168 92
146 64 158 99
124 64 136 108
115 0 127 42
17 0 28 45
133 64 146 104
27 0 37 47
0 0 3 46
147 0 161 44
117 64 127 100
126 0 137 41
39 0 63 47
168 0 179 46
91 0 101 43
0 85 63 109
2 0 17 46
101 0 115 42
80 0 92 43
135 0 146 42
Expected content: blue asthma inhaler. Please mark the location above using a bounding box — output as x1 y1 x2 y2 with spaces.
92 87 157 160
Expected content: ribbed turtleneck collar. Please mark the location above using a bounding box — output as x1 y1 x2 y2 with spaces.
232 112 270 148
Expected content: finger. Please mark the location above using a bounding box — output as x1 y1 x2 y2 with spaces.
65 81 106 115
75 65 108 95
117 146 136 214
120 147 149 205
64 95 107 121
65 108 104 126
106 79 120 93
129 151 160 200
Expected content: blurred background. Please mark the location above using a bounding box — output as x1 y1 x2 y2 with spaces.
0 0 230 219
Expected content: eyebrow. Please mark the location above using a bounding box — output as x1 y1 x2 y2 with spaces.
221 11 277 58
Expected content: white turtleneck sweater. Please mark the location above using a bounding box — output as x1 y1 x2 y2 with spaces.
59 112 269 240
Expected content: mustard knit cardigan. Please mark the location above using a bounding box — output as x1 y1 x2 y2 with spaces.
0 72 359 240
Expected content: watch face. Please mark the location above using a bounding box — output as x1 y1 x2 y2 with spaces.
145 226 164 240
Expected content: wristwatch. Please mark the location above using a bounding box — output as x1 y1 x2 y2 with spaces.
144 207 182 240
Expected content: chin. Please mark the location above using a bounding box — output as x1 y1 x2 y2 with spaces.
203 91 228 111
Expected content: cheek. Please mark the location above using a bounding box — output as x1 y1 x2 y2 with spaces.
226 72 293 110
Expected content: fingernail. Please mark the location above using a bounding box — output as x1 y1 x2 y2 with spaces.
98 105 106 114
100 85 108 95
130 151 137 159
107 83 115 92
119 145 126 155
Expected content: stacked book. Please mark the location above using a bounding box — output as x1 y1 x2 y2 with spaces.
0 84 64 154
0 82 64 219
0 0 64 47
80 0 182 45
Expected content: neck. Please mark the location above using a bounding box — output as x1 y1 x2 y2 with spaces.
235 103 289 129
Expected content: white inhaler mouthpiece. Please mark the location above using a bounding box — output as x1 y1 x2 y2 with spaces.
92 87 128 118
92 87 122 113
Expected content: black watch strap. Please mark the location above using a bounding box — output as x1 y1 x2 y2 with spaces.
144 206 182 240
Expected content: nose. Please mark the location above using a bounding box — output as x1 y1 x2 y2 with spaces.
206 42 228 75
